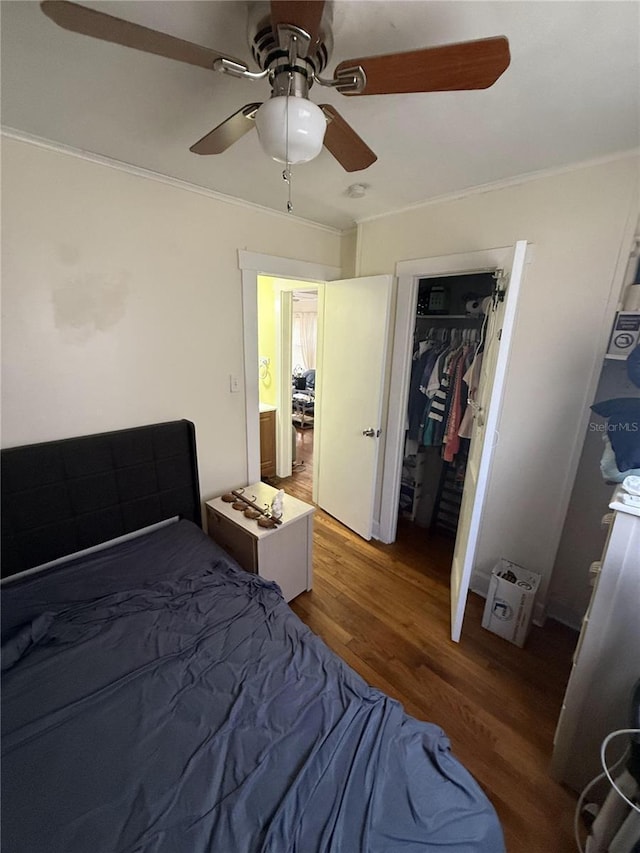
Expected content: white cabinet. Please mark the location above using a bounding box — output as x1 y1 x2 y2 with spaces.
259 408 276 478
206 482 314 603
551 489 640 792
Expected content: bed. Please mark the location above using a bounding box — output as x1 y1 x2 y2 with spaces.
1 421 504 852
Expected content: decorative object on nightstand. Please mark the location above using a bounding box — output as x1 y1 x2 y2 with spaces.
206 481 314 602
220 487 282 526
270 489 285 519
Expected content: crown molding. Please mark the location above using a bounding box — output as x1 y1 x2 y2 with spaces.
1 127 343 237
355 148 640 226
5 127 637 237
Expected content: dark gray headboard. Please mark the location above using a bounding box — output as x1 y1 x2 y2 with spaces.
1 420 201 578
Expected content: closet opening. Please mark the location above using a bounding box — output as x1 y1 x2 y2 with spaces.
397 272 496 555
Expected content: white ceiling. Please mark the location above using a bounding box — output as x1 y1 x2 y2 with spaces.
2 1 639 230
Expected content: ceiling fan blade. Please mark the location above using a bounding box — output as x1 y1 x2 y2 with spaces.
190 104 262 155
320 105 377 172
40 1 243 70
335 36 510 96
270 1 326 46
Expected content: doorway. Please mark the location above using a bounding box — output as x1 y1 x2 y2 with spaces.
394 271 496 621
238 249 341 489
290 289 318 503
256 278 318 504
241 251 394 542
396 272 495 538
256 274 320 502
380 243 529 641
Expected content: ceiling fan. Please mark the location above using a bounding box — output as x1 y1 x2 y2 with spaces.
40 1 511 173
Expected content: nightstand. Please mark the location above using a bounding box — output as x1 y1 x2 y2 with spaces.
205 481 314 602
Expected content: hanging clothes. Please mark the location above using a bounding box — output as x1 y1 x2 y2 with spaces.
406 322 484 464
407 343 434 441
408 336 448 441
458 350 483 440
443 347 472 462
419 341 475 461
401 284 493 532
422 349 455 447
423 348 447 398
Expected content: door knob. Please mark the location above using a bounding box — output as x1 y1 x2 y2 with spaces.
362 428 380 437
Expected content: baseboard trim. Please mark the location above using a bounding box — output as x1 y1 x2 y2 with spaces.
469 570 491 599
545 600 583 632
533 601 547 627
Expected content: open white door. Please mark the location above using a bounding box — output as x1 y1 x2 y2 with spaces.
315 275 393 540
450 240 528 642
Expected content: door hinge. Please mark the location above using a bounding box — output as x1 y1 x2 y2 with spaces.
498 328 502 341
492 269 508 305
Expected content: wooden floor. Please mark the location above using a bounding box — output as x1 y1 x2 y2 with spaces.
270 427 579 853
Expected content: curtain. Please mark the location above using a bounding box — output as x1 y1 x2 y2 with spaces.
294 312 317 369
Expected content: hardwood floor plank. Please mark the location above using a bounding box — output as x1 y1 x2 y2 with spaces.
272 431 578 851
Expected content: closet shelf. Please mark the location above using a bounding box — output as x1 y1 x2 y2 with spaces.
417 314 480 319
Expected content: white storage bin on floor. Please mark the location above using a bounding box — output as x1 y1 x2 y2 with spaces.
482 559 540 647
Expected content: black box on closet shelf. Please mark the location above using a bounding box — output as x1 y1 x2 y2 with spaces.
425 284 449 315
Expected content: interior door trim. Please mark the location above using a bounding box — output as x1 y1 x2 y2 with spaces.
378 246 517 545
238 251 341 484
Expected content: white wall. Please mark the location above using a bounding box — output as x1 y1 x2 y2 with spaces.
356 154 640 617
340 228 358 279
1 138 341 504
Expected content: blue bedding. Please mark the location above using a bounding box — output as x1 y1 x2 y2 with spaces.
1 520 504 852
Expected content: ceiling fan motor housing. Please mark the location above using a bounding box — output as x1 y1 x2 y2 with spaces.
248 1 333 91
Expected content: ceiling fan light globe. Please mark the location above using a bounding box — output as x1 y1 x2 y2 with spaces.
255 97 326 165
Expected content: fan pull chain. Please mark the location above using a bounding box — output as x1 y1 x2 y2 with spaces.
282 70 293 214
282 166 293 213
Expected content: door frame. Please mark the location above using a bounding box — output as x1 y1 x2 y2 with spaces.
238 251 341 484
273 280 322 480
277 288 294 478
378 246 527 544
